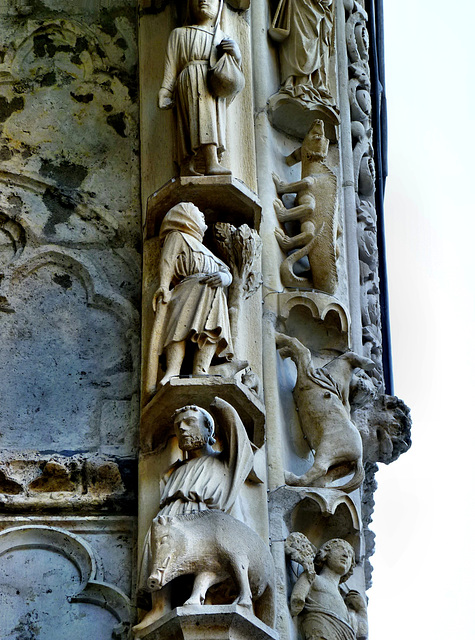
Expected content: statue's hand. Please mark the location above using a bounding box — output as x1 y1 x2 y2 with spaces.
219 39 242 64
158 88 174 110
290 596 305 617
152 286 170 311
200 272 230 288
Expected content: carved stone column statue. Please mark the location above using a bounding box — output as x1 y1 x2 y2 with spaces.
146 203 246 396
268 0 340 137
134 398 275 636
270 0 335 108
159 0 245 176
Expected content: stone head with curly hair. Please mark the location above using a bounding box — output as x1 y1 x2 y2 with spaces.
314 538 355 583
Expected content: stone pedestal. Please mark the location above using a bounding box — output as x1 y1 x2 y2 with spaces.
136 605 279 640
268 93 340 141
141 376 265 452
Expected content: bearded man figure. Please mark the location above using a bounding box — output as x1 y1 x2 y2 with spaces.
134 398 254 634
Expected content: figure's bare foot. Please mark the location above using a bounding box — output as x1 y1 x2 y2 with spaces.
159 372 177 387
208 359 249 377
206 163 232 176
180 159 203 177
236 596 252 609
132 607 162 637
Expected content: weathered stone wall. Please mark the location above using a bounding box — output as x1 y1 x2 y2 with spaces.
0 1 140 636
0 1 410 639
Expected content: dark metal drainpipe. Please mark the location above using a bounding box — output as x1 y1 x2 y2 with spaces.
366 0 394 395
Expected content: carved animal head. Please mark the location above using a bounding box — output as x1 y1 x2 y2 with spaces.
302 119 329 161
147 516 184 591
352 392 412 465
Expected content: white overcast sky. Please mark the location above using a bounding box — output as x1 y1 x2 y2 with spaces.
368 1 475 637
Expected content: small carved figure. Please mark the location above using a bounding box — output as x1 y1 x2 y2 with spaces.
145 511 275 625
159 0 244 176
134 398 267 633
273 119 339 293
286 534 367 640
146 203 243 395
269 0 338 114
276 332 373 492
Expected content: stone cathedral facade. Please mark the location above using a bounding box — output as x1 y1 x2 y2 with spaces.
0 1 411 638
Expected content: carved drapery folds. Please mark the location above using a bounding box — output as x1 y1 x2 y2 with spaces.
158 0 245 176
137 0 410 636
268 0 340 139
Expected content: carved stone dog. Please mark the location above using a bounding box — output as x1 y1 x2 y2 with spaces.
147 510 276 627
276 332 373 493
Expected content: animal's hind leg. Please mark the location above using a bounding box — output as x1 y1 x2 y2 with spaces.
285 461 328 487
232 557 252 609
184 571 221 606
275 332 312 372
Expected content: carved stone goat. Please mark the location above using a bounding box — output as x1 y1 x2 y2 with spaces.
276 332 373 492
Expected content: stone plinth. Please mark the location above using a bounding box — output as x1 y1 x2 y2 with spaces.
135 605 279 640
268 93 340 141
141 377 266 452
145 177 261 240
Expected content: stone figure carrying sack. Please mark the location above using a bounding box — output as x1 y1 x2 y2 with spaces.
159 0 244 176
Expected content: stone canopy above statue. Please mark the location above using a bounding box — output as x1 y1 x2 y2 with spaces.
145 176 261 240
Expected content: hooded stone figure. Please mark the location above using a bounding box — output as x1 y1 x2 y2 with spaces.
146 202 234 392
158 0 244 175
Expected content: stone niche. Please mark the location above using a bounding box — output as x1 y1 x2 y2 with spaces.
0 522 134 639
0 251 139 454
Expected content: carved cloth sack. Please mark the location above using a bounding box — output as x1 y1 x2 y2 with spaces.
269 0 291 41
208 52 245 99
